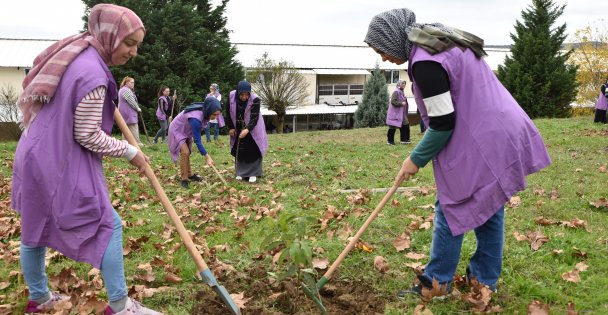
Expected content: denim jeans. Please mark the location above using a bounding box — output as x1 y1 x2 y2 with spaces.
205 122 219 141
420 200 504 291
21 210 128 302
153 119 168 142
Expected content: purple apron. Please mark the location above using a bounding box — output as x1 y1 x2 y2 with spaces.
386 87 408 127
167 109 207 162
596 92 607 110
156 96 169 120
228 91 268 156
118 86 138 124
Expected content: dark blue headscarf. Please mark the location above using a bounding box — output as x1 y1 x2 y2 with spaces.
183 96 221 120
236 80 251 108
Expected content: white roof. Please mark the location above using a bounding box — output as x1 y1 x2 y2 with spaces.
0 38 55 68
313 68 370 75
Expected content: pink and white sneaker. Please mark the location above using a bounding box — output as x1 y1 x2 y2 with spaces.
104 298 163 315
25 291 71 313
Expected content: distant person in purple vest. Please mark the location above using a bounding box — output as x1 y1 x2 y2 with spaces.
11 4 163 315
226 81 268 183
594 79 608 123
153 85 176 144
386 80 411 145
205 83 226 142
118 76 143 146
168 97 221 188
365 8 551 297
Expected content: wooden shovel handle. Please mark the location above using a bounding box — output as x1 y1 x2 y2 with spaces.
114 108 209 272
323 179 403 280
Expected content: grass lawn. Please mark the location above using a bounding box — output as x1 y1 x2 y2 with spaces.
1 115 607 314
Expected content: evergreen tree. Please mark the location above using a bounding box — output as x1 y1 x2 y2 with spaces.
81 0 244 128
497 0 578 118
355 64 388 128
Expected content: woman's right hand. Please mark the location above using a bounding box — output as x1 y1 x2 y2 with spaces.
129 150 150 173
205 154 215 166
229 129 236 137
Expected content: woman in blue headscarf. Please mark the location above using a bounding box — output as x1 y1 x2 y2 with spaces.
225 81 268 183
168 96 222 188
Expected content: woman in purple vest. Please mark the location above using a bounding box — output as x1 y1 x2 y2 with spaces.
167 96 221 188
153 86 175 144
11 4 162 314
118 76 143 146
594 79 608 123
386 80 411 145
225 81 268 183
204 83 226 142
365 8 551 297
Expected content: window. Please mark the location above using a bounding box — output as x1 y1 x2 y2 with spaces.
349 84 363 95
333 84 348 96
384 70 400 84
318 85 333 96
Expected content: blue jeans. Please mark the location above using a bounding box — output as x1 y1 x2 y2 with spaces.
205 122 219 142
421 201 504 291
153 119 168 143
21 210 128 302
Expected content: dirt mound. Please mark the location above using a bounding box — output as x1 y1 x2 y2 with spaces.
191 265 385 315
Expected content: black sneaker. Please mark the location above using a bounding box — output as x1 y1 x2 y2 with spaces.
189 174 203 182
180 180 189 188
387 142 396 145
397 283 424 297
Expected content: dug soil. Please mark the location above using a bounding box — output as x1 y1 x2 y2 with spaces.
191 265 386 315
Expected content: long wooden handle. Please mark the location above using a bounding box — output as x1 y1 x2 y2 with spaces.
323 179 403 280
139 111 150 141
114 108 209 272
210 164 228 186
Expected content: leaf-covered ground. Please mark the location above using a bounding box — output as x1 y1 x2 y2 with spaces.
1 116 608 314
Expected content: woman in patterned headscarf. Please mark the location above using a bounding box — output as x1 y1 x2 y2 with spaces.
365 8 551 298
12 4 162 314
204 83 226 142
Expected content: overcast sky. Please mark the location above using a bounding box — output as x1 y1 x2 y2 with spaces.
0 0 606 45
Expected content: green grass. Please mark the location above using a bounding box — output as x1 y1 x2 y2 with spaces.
1 116 608 314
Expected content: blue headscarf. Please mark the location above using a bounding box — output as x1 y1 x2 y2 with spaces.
236 80 252 108
183 96 221 120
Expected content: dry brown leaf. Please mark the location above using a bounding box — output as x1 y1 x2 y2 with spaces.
312 257 329 269
527 231 549 251
165 273 182 283
230 292 250 309
354 240 374 253
413 304 434 315
373 256 389 273
535 216 554 226
405 252 426 261
561 269 581 283
527 300 549 314
422 278 448 302
552 249 564 256
574 261 588 272
590 197 608 208
599 165 607 173
567 302 578 315
391 199 400 207
513 231 528 242
508 196 521 208
392 232 411 252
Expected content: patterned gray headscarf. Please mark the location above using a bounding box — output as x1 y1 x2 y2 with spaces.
364 8 486 61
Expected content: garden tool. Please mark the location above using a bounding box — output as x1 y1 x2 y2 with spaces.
303 175 407 315
210 164 228 186
139 111 151 144
114 108 241 315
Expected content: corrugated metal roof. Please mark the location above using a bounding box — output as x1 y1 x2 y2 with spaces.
313 68 370 75
0 38 56 68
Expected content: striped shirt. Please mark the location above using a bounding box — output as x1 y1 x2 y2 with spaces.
120 87 140 111
74 86 137 160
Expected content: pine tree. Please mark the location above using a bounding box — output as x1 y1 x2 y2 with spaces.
497 0 578 118
355 64 388 128
81 0 244 128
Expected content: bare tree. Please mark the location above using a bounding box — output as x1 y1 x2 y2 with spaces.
246 52 309 133
0 84 22 140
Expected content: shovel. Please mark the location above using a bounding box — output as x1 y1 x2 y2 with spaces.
114 108 241 315
303 176 407 314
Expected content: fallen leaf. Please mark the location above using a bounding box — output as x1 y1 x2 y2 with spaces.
165 273 182 283
392 232 411 252
312 257 329 269
413 304 434 315
599 165 607 173
567 302 578 315
230 292 250 309
527 231 549 251
527 300 549 315
513 231 528 242
373 256 389 273
574 261 588 272
391 199 400 207
405 252 426 260
355 240 374 253
535 216 554 226
561 269 581 283
508 196 521 208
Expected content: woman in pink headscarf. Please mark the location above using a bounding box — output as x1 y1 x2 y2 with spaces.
11 4 162 314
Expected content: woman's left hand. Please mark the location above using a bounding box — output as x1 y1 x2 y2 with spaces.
205 154 215 166
239 128 249 139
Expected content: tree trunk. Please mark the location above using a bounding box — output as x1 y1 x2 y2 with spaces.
277 114 285 134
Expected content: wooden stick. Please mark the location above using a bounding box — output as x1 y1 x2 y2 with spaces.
139 111 151 144
337 186 433 194
210 164 228 186
114 108 209 273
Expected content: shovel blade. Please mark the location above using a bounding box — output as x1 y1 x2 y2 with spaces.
200 269 241 315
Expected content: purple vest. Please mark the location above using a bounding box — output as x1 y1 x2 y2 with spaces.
11 47 117 268
208 93 226 127
156 96 169 120
229 91 268 156
118 86 138 124
408 45 551 235
167 110 207 162
595 92 607 110
386 87 408 127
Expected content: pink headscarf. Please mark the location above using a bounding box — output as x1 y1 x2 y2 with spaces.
18 3 145 129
